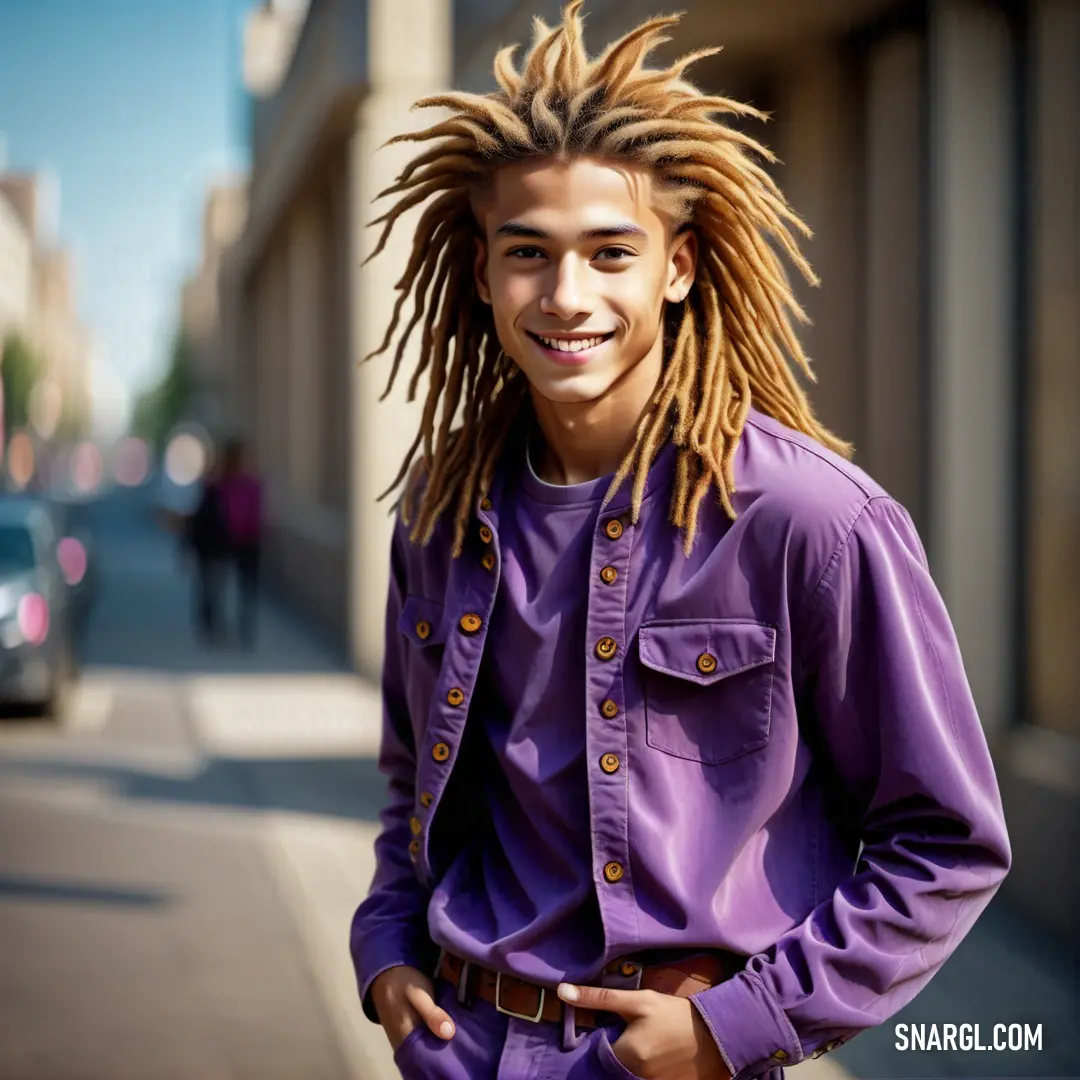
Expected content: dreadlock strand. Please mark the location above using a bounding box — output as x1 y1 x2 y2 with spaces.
375 230 455 400
493 44 523 95
395 138 476 183
589 17 681 97
523 22 564 89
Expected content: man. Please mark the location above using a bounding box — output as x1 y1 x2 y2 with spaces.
217 439 262 647
185 456 228 644
350 5 1011 1078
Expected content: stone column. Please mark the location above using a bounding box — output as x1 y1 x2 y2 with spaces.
864 31 927 529
927 0 1019 735
346 0 452 676
286 195 322 503
1027 0 1080 735
772 46 863 451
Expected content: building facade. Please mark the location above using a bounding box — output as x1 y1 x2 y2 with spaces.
0 170 92 436
0 188 32 341
219 0 1078 943
181 180 250 438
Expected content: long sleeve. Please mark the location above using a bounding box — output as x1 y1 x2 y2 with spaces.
692 496 1012 1078
349 518 438 1024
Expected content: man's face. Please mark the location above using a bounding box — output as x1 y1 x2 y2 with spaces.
473 156 696 405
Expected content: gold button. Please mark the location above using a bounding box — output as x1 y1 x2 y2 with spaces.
432 742 451 762
480 497 492 511
446 687 465 706
599 566 617 585
604 519 623 540
420 792 434 808
771 1050 789 1061
600 753 620 774
479 525 493 544
415 620 431 640
619 961 639 977
409 816 422 835
603 861 624 883
697 652 717 674
826 1040 842 1052
459 613 482 634
595 637 617 660
408 839 420 858
600 699 618 718
481 551 496 571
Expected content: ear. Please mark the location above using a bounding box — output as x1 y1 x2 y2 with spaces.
664 229 697 304
474 237 492 305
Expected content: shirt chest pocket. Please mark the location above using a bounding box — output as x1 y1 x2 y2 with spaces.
638 619 777 765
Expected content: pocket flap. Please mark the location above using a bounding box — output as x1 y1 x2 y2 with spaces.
638 619 776 686
399 595 448 646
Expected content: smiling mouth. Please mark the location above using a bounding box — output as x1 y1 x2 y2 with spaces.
527 331 615 354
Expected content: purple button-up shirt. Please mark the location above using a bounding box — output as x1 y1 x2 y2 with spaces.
351 406 1011 1077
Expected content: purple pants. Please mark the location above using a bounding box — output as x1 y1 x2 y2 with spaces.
392 976 784 1079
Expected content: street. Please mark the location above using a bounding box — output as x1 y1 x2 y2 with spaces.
0 486 1073 1079
0 486 399 1080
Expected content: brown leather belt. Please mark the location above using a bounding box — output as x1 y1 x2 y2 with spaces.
436 949 737 1029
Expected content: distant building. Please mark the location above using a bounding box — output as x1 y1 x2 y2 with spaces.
0 187 32 340
180 179 249 438
0 170 91 435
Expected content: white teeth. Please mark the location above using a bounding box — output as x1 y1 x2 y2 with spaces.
537 335 607 352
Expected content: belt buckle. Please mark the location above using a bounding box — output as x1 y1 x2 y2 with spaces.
494 971 545 1023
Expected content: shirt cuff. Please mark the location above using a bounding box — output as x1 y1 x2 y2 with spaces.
691 971 803 1079
354 928 438 1025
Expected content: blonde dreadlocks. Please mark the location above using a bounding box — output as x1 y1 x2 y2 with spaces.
363 1 852 557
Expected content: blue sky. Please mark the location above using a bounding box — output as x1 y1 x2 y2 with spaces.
0 0 253 417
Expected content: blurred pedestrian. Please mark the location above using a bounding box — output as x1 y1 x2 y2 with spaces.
184 456 228 644
217 439 263 647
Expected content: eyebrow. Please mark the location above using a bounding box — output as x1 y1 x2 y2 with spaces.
494 221 648 241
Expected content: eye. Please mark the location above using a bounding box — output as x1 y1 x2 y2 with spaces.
594 247 635 262
507 246 546 260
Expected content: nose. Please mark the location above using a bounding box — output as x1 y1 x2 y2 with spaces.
540 255 591 321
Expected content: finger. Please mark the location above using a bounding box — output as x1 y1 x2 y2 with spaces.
557 982 652 1018
404 983 456 1040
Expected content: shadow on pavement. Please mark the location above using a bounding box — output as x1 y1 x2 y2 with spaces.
0 753 389 823
0 874 174 909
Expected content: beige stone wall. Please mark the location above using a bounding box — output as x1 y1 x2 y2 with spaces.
863 31 927 528
346 0 451 676
771 46 863 453
927 0 1019 737
1027 0 1080 736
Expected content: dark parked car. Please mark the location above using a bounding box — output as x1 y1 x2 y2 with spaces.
0 496 80 719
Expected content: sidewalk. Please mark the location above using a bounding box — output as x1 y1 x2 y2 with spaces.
84 491 404 1079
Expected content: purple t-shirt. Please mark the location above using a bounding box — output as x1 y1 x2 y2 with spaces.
427 438 629 984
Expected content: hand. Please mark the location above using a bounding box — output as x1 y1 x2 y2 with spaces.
557 982 731 1080
370 965 456 1052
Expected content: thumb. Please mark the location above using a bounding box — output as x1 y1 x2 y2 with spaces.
557 982 650 1018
